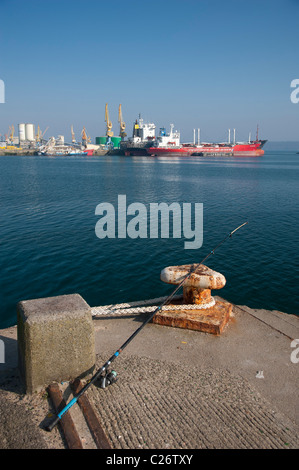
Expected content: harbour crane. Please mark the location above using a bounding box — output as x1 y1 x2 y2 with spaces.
36 125 41 142
81 127 91 146
42 127 49 139
81 127 87 144
105 103 113 137
8 125 14 143
118 104 127 139
36 125 49 142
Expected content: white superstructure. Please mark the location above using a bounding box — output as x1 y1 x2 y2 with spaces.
129 116 156 144
154 124 180 148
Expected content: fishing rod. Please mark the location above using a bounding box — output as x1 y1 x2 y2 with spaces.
46 221 248 432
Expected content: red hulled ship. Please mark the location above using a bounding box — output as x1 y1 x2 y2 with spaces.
146 141 266 157
146 125 266 157
120 118 267 157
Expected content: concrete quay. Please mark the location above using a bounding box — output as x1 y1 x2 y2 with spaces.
0 298 298 449
0 149 38 156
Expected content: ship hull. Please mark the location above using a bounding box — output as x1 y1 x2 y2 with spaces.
124 148 149 156
233 149 264 156
120 141 153 156
147 147 195 156
147 140 267 157
146 146 233 156
233 140 267 156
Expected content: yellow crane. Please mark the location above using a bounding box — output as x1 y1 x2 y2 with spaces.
105 103 113 137
36 125 41 142
82 127 87 141
81 127 91 145
118 104 127 138
42 126 49 139
36 125 49 142
8 125 14 143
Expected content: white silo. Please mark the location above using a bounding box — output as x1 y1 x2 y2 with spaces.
25 123 35 141
18 123 26 142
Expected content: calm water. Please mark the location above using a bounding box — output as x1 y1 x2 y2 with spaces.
0 151 298 328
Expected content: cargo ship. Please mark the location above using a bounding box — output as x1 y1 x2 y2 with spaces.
120 116 156 156
120 117 267 157
146 125 266 157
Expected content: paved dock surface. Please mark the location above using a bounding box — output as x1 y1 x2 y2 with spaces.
0 300 298 449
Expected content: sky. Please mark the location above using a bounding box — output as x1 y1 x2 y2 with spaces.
0 0 299 143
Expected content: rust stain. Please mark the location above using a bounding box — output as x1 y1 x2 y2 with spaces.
47 383 83 449
183 286 213 305
153 300 232 335
71 379 111 449
161 264 226 290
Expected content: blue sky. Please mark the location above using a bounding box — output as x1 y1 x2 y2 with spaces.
0 0 298 143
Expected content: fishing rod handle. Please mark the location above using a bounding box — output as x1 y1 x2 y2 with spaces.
45 415 60 432
45 356 117 432
45 396 77 432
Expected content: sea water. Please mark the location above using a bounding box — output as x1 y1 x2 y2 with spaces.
0 151 298 328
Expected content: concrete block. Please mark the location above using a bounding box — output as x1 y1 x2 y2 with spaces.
17 294 95 394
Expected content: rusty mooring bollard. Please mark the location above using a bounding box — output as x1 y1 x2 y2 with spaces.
153 264 233 335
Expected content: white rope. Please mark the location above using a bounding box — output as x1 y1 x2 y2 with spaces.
91 295 215 317
93 295 181 311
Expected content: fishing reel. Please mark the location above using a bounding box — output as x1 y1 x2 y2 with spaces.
98 369 118 389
